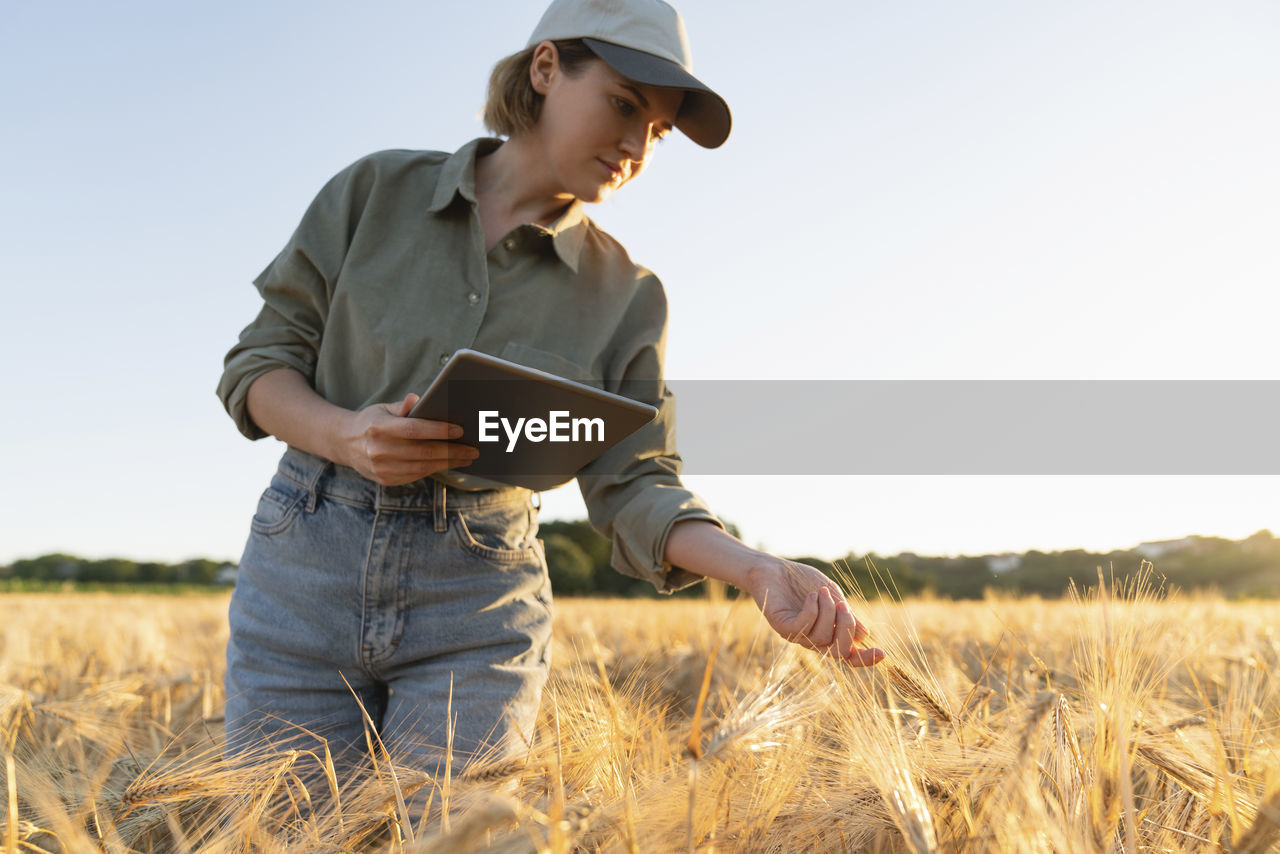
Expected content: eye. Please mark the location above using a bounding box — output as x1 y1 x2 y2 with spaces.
645 126 671 150
613 97 636 116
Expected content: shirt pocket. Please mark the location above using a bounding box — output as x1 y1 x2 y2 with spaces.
500 341 597 388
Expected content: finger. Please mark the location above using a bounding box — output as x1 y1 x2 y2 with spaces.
787 590 820 643
413 442 479 462
833 600 858 659
827 587 870 644
449 446 480 467
844 647 886 668
394 418 464 441
850 612 869 644
369 445 480 484
372 438 473 459
428 443 482 467
365 446 479 482
807 587 837 647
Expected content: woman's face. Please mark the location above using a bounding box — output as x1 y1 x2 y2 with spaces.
530 44 684 203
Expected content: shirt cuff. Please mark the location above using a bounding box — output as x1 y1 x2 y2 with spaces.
217 352 317 441
609 500 725 595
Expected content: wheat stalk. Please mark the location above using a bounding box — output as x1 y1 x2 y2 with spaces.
1052 692 1089 785
1233 787 1280 854
886 665 952 724
459 758 535 784
4 588 1280 851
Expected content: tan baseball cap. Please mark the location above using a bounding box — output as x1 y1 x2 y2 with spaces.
526 0 732 148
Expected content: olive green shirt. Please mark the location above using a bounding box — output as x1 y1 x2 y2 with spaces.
217 137 721 593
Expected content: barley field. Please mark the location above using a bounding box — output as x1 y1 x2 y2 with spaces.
2 570 1279 852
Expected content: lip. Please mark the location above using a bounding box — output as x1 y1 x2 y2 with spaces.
597 158 624 181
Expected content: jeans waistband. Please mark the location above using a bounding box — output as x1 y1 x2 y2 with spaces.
275 446 532 511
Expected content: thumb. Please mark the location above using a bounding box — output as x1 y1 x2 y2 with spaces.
395 393 420 417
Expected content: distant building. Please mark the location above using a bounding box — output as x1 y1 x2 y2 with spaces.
1135 537 1197 559
214 563 239 586
985 553 1022 574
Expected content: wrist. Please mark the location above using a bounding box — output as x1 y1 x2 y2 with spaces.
741 555 788 600
324 408 359 469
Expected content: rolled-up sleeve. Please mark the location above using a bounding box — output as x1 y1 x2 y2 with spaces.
216 158 370 439
576 274 723 594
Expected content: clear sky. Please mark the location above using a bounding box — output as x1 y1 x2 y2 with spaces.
2 0 1277 566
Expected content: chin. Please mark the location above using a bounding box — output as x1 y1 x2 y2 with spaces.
575 185 616 204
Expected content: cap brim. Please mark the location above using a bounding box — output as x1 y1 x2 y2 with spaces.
582 37 731 149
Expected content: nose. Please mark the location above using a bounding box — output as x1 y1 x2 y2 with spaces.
619 122 658 166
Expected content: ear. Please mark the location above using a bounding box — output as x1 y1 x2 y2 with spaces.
529 41 558 95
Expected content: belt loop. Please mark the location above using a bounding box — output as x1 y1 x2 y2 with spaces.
304 460 330 513
433 479 447 532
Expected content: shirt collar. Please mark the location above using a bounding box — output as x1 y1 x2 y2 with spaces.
427 137 589 274
427 137 496 212
541 199 588 273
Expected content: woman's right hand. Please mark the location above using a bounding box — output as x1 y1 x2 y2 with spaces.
339 393 480 486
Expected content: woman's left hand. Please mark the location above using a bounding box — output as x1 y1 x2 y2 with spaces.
743 559 885 667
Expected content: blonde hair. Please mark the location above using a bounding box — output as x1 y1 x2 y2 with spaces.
484 39 598 138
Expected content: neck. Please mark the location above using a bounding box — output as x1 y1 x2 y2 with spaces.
474 134 575 227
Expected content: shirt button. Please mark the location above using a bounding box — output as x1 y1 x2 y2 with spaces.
503 238 517 251
439 353 450 365
467 292 480 304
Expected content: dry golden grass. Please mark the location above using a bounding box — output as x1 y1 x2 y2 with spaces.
2 568 1280 852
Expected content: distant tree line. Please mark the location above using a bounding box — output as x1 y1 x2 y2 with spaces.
2 554 233 586
3 528 1276 599
777 530 1280 600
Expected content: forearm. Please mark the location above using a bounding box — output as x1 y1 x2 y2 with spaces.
663 519 781 590
245 368 354 467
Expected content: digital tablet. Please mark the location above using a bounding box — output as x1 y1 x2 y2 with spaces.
408 348 659 490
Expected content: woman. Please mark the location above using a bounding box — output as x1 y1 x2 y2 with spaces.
217 0 883 779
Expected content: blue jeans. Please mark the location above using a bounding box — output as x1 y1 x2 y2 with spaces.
224 447 552 778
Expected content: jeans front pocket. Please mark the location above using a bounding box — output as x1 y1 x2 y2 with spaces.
249 476 308 537
451 500 540 562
